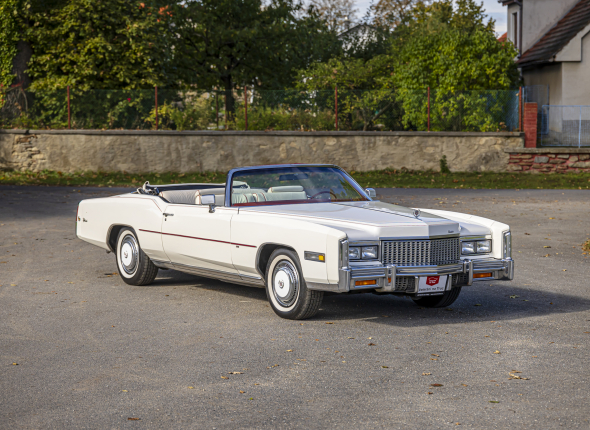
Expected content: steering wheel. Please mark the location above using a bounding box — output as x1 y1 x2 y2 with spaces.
311 190 337 200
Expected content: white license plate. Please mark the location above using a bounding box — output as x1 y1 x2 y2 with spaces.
417 275 448 295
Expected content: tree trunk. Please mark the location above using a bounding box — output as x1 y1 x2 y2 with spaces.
222 75 235 124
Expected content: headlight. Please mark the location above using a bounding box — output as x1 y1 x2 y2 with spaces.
476 240 491 253
462 241 475 254
349 246 361 260
461 239 491 255
361 246 378 260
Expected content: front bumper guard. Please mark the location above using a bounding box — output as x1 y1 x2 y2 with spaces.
337 258 514 293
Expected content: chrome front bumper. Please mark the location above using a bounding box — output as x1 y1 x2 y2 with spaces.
337 258 514 293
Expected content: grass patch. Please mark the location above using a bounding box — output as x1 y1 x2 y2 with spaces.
1 169 590 189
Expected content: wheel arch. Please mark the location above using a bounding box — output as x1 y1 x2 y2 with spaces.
256 242 297 279
106 224 136 253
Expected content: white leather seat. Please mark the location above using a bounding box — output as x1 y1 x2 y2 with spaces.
160 189 199 205
195 188 226 206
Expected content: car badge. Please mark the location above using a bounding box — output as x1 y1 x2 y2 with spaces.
413 209 421 218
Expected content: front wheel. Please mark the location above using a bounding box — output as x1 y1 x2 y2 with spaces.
411 287 462 308
115 228 158 286
265 249 323 320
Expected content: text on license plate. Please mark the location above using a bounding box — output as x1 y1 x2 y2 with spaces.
417 275 448 295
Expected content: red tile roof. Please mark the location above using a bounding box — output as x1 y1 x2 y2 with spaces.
498 32 507 43
518 0 590 67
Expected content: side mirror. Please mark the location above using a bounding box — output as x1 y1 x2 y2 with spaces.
365 188 377 199
201 194 216 213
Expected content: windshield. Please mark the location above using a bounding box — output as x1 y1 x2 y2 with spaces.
230 166 369 207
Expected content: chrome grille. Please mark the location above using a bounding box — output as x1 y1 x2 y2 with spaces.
382 238 460 266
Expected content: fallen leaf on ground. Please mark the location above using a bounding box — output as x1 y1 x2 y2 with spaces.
128 418 141 421
422 372 431 376
325 322 334 324
221 376 229 379
228 372 243 374
427 392 433 395
430 383 443 387
368 343 376 346
494 350 501 354
461 384 468 387
431 354 440 357
381 366 389 368
12 363 18 365
543 246 551 248
286 350 293 352
240 391 245 394
489 401 500 404
510 295 519 299
509 373 529 380
188 387 194 389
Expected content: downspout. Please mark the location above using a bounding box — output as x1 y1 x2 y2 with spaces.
513 0 523 56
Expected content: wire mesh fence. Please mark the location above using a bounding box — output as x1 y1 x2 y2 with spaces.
540 105 590 147
0 86 521 133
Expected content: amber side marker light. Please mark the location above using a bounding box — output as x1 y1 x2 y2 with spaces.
473 273 493 279
355 280 376 286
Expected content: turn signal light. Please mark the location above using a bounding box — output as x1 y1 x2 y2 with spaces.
473 272 492 279
355 280 376 286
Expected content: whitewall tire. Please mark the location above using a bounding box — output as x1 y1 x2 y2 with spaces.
115 228 158 286
265 248 323 320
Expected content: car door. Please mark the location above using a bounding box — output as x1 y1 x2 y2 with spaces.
160 203 239 276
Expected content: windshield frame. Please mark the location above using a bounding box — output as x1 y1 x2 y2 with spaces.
224 164 372 208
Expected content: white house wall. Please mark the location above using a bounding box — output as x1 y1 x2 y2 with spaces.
522 0 579 53
562 31 590 106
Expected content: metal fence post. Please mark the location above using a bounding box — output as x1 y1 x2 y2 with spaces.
216 92 219 129
244 86 248 131
155 86 158 130
579 106 582 148
427 86 431 132
335 84 338 131
67 85 71 129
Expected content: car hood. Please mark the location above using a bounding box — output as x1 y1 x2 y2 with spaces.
237 201 487 241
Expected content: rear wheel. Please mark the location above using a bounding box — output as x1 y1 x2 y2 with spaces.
265 249 323 320
115 228 158 286
411 287 462 308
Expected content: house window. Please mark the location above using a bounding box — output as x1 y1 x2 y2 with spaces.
512 12 519 51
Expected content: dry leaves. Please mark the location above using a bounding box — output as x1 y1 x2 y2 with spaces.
368 343 376 346
430 383 443 387
128 418 141 421
228 372 243 374
493 350 501 354
509 371 529 380
220 376 229 379
422 372 431 376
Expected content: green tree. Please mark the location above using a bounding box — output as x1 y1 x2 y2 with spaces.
297 55 397 130
24 0 176 90
391 0 521 131
171 0 339 118
0 0 21 91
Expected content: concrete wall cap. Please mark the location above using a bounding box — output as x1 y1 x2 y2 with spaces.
0 129 524 138
504 148 590 154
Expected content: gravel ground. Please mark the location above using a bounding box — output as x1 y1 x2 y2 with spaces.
1 185 589 429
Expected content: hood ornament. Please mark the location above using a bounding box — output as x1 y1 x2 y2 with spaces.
413 209 421 218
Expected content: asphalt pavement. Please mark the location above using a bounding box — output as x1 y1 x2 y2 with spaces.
1 185 589 429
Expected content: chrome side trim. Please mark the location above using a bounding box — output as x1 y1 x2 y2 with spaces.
379 234 460 240
166 262 266 287
460 235 492 241
306 281 340 292
151 259 174 269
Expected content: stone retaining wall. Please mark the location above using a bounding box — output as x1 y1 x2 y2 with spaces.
506 148 590 173
0 129 524 173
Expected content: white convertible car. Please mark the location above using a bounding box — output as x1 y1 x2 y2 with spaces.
76 164 514 319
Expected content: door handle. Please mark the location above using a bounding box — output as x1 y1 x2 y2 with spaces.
163 213 174 217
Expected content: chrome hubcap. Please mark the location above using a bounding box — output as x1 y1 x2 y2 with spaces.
120 235 139 275
272 260 299 307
